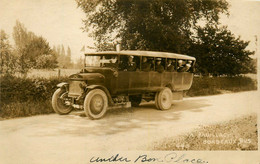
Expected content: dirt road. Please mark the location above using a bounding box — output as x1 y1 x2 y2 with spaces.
0 91 258 163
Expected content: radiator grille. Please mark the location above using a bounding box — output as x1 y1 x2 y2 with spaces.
68 81 82 97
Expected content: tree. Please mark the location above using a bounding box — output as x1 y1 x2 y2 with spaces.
65 46 73 68
54 44 73 68
74 56 84 69
189 25 255 76
0 30 17 75
77 0 255 76
76 0 229 53
13 20 58 74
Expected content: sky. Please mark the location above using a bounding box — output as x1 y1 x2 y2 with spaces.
0 0 260 62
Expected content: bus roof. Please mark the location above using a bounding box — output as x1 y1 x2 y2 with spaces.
85 50 196 60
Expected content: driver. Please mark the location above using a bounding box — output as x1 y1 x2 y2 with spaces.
126 56 136 71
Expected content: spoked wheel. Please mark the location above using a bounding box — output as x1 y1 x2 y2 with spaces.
129 95 142 107
155 87 172 110
84 89 108 120
52 88 73 115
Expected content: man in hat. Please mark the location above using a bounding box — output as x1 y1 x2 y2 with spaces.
178 60 191 72
126 55 136 71
141 57 151 72
155 58 164 73
166 59 175 72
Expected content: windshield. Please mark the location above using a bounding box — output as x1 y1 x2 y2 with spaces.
85 55 118 68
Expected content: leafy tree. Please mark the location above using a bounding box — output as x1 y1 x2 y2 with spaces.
77 0 255 76
189 25 255 76
35 54 58 69
13 20 58 74
74 56 84 69
0 30 17 75
53 44 73 68
66 46 73 68
76 0 229 53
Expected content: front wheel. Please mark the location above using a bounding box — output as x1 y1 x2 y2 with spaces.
84 89 108 120
155 87 172 110
52 88 73 115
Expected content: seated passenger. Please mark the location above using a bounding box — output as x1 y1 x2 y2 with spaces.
178 60 192 72
141 57 151 72
155 58 164 73
177 60 184 71
166 59 175 72
126 55 136 71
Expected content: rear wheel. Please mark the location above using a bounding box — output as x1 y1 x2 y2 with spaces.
129 95 142 107
84 89 108 119
155 87 172 110
52 88 73 115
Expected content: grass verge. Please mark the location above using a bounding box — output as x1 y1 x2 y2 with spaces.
187 76 257 97
152 114 258 150
0 101 54 119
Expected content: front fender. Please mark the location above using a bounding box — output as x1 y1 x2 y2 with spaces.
57 82 69 91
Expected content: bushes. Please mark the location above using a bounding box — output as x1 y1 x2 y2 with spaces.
0 75 68 118
187 76 257 97
0 75 257 118
0 75 67 104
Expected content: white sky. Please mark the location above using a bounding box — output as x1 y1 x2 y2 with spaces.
0 0 260 62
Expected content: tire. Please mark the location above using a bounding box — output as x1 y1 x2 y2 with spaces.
52 88 73 115
155 87 172 110
129 95 142 107
154 92 159 109
84 89 108 120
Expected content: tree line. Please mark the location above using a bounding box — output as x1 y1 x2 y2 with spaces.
76 0 256 76
0 20 83 77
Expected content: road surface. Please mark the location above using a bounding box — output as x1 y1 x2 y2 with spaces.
0 91 259 163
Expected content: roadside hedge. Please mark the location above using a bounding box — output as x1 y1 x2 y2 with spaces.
0 75 257 119
187 76 257 97
0 76 68 118
0 75 68 105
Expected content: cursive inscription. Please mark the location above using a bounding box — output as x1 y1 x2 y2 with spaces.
90 154 131 163
90 153 208 163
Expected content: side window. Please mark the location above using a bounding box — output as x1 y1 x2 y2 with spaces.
102 55 118 68
141 56 152 72
155 57 165 73
166 58 176 72
119 55 139 71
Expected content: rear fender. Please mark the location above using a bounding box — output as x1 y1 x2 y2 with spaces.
86 85 114 106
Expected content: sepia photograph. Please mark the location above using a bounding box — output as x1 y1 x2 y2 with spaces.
0 0 259 163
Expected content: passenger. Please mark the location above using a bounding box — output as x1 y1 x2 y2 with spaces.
126 55 136 71
177 59 184 72
141 57 151 72
166 59 175 72
178 60 191 72
155 58 164 73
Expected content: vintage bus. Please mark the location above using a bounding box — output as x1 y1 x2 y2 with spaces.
52 51 196 119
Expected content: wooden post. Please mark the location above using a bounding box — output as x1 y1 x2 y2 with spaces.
58 69 61 79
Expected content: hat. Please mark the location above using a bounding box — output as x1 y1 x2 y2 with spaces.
129 55 134 58
178 60 183 63
188 60 192 64
156 58 162 61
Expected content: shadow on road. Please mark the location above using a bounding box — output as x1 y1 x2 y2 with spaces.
31 98 211 137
